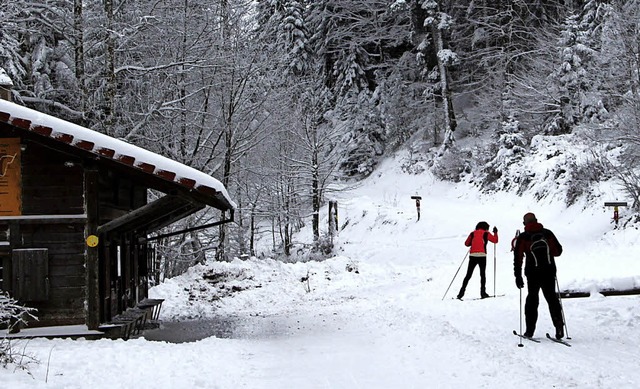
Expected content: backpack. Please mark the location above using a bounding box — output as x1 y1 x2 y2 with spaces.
529 232 551 267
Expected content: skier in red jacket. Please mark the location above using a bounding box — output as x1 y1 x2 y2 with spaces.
457 221 498 299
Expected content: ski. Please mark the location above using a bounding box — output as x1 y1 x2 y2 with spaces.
513 330 540 343
546 333 571 347
465 294 505 301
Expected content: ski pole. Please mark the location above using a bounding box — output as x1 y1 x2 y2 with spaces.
555 275 570 339
518 288 523 347
493 242 497 297
442 249 470 300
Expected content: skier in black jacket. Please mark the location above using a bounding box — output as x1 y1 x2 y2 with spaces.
513 212 565 339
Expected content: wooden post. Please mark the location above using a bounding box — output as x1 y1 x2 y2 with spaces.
604 202 627 225
85 168 100 329
328 202 333 235
328 201 338 243
332 201 338 232
411 196 422 221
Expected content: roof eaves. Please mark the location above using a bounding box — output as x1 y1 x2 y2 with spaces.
0 103 235 211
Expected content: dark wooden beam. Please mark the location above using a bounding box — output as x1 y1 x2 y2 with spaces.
85 168 100 330
0 215 87 224
96 195 204 235
145 209 235 242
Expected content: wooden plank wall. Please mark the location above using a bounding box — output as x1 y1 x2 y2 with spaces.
17 142 86 326
22 144 84 215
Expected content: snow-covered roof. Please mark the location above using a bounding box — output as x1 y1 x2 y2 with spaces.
0 99 235 210
0 68 12 86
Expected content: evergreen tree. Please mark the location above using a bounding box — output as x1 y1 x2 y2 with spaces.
255 0 312 77
575 0 611 123
308 0 410 95
548 13 585 134
338 90 386 176
420 0 457 153
0 1 82 118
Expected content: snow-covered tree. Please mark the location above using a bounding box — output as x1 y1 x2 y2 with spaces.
419 0 457 153
307 0 409 96
482 116 527 191
599 1 640 210
546 2 612 135
255 0 312 77
286 79 341 247
0 1 82 118
337 90 386 176
548 14 587 134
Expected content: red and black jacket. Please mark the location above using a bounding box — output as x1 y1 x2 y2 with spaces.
513 222 562 276
465 228 498 256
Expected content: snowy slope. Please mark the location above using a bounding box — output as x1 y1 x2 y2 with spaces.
2 150 640 389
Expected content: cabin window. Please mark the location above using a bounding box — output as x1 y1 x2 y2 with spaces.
12 248 49 301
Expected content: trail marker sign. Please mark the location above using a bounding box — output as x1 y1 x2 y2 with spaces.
411 195 422 221
604 202 627 225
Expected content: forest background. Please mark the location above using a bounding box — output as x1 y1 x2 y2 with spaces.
2 0 639 278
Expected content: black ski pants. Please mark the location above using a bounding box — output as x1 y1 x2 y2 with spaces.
458 255 487 296
524 270 563 334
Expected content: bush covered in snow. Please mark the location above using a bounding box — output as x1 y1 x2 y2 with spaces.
1 292 37 367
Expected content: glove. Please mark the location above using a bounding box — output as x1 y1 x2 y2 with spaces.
493 226 498 233
515 276 524 289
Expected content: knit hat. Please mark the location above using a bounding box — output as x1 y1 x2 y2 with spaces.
523 212 537 224
476 221 490 230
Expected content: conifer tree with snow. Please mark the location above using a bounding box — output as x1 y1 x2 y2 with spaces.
418 0 458 154
0 1 81 118
255 0 312 77
482 116 527 192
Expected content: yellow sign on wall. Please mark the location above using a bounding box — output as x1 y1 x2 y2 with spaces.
0 138 21 216
86 235 99 247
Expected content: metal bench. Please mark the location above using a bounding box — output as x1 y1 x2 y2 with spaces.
99 307 150 340
136 298 164 321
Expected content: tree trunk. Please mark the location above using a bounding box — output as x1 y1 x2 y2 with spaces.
73 0 85 125
311 129 320 243
104 0 116 128
217 115 233 261
249 206 256 257
431 24 456 154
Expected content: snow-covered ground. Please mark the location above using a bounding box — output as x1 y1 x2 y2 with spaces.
2 152 640 388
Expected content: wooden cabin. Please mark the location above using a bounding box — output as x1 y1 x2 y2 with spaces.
0 99 235 331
